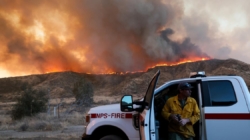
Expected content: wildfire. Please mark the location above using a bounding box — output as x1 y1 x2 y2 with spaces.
0 1 212 78
70 57 211 75
146 57 210 73
154 57 209 67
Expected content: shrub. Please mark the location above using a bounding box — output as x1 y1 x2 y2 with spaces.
73 78 93 106
19 123 29 131
11 88 48 120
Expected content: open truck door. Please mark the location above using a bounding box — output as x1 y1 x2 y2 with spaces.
121 70 160 140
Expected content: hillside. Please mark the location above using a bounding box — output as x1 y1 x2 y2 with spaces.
0 58 250 102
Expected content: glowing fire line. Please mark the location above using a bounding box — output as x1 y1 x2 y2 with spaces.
70 57 210 75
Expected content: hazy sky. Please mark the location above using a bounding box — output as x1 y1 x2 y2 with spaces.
0 0 249 78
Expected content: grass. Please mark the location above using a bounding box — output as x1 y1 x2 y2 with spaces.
0 111 88 132
0 114 12 130
0 94 124 131
0 100 92 132
0 94 143 132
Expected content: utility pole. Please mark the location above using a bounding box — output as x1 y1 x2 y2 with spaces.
47 89 50 115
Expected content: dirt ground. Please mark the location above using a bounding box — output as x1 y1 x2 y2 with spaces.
0 95 143 140
0 125 85 140
0 97 86 140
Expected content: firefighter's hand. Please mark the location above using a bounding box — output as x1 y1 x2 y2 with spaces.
179 118 190 126
169 114 179 122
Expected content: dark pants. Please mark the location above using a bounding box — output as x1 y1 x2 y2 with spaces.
168 132 193 140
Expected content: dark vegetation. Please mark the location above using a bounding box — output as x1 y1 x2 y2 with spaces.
73 78 94 106
11 88 48 120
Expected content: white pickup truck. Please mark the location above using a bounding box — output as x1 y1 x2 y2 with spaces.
82 70 250 140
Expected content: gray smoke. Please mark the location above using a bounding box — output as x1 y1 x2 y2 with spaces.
0 0 210 75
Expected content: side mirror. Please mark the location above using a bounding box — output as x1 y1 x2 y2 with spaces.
120 95 133 112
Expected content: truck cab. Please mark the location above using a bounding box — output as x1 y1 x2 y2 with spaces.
121 70 250 140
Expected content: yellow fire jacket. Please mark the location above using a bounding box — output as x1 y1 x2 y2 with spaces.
161 95 200 138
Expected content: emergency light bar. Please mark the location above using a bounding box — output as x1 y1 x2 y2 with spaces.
189 71 206 78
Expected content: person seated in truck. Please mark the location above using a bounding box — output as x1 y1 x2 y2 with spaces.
161 82 200 140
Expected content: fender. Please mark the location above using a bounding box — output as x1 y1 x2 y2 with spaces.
86 115 139 139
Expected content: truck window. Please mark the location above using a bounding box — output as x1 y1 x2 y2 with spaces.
202 81 237 106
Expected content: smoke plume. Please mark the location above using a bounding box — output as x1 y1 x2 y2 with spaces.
0 0 210 76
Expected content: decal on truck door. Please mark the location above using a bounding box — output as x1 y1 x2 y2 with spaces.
90 113 133 119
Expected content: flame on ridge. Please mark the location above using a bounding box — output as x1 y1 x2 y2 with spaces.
74 57 210 75
0 0 212 78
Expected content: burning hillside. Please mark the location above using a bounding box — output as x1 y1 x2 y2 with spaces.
0 0 210 77
0 59 250 102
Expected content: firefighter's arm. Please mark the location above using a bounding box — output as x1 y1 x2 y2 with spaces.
161 100 172 121
189 100 200 125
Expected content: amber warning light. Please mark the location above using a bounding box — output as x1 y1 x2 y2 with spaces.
85 115 90 123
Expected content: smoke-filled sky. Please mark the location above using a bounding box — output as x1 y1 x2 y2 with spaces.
0 0 249 78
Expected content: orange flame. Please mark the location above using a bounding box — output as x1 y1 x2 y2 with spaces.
0 1 212 77
64 57 210 75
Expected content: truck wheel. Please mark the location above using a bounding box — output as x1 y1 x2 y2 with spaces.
100 135 123 140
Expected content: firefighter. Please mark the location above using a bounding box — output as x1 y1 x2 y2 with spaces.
161 82 200 140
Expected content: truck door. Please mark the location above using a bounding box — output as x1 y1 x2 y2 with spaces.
201 78 250 140
139 70 160 140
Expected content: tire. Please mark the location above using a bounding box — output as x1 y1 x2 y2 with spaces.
100 135 123 140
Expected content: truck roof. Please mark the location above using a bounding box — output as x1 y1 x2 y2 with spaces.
155 75 247 94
